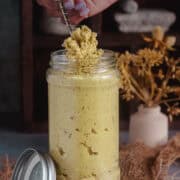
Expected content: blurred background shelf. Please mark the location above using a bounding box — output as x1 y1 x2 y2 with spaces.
34 33 145 49
34 32 180 49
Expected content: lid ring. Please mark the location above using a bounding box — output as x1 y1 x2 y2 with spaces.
11 148 56 180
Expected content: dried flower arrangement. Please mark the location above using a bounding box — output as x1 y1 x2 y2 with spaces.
0 155 14 180
116 26 180 120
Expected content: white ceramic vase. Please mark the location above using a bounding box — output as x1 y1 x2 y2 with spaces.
129 105 168 147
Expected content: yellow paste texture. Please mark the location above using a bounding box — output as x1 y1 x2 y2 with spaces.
48 72 120 180
63 25 103 72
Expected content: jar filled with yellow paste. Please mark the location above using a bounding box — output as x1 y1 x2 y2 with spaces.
47 26 120 180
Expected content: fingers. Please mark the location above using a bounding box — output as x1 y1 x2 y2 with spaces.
37 0 75 11
68 10 85 24
37 0 88 24
66 0 89 23
74 0 90 17
74 0 86 10
64 0 75 10
64 0 89 18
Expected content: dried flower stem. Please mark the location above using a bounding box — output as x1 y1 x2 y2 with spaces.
129 74 146 101
159 97 180 104
0 155 14 180
147 70 156 101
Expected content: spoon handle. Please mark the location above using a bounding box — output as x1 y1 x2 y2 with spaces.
56 0 73 35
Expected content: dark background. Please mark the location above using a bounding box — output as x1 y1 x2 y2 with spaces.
0 1 20 127
0 0 179 132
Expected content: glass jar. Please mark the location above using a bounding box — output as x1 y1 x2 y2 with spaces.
47 50 120 180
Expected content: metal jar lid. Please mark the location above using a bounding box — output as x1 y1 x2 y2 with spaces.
11 148 56 180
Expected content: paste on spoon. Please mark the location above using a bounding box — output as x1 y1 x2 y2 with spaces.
63 25 104 72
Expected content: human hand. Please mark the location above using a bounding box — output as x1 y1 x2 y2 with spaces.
37 0 118 24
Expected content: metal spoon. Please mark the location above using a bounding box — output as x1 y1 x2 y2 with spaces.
55 0 73 35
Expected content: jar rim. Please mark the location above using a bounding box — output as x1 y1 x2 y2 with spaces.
49 49 117 73
50 49 116 68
